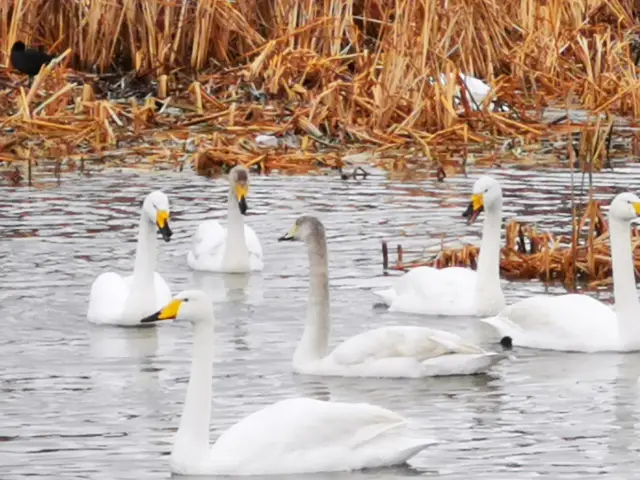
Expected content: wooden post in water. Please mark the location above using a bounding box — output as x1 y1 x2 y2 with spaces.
382 241 388 271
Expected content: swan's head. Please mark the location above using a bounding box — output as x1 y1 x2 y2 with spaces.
140 289 214 325
609 192 640 222
462 175 502 225
278 215 325 243
143 191 172 242
229 165 249 215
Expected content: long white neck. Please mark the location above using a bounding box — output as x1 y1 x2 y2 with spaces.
294 233 330 366
473 202 505 315
171 319 214 466
222 187 249 268
610 216 640 339
130 213 157 287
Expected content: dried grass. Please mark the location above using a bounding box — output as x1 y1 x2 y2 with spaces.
1 0 640 180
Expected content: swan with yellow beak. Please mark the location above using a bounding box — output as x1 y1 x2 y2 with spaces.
373 176 506 316
187 165 264 273
87 190 173 326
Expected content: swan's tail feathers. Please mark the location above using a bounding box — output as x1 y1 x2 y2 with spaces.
358 432 437 469
421 352 506 376
383 437 437 466
372 288 396 306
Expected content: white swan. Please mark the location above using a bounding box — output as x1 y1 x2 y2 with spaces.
187 165 263 273
478 192 640 353
374 176 506 316
87 191 172 326
142 289 435 475
439 72 492 109
278 216 505 377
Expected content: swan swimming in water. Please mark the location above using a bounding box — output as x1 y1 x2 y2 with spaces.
374 176 506 316
187 165 263 273
142 289 436 475
87 190 173 326
278 215 506 377
478 192 640 353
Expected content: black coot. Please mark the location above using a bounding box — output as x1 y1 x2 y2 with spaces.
10 41 54 84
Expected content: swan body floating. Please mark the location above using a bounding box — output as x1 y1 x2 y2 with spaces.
278 216 505 377
478 192 640 353
187 165 263 273
142 290 435 476
374 176 506 316
87 191 173 326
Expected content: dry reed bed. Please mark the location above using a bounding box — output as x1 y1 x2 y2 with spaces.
384 199 640 288
1 0 640 180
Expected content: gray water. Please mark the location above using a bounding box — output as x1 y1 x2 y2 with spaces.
3 166 640 480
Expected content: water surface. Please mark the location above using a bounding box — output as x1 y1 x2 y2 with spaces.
3 166 640 479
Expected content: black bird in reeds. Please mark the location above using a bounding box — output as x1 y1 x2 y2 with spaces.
10 41 54 85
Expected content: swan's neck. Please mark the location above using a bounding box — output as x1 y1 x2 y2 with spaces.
172 320 214 465
294 234 330 365
473 203 504 314
131 214 157 287
610 218 640 332
222 188 249 269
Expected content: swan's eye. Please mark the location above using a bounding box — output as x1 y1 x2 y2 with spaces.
183 298 190 303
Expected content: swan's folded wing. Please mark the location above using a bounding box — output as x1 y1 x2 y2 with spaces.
376 267 478 315
207 398 428 474
87 272 129 324
479 293 616 351
329 326 485 366
190 220 226 260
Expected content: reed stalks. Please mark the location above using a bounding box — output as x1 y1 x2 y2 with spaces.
1 0 640 177
383 199 640 289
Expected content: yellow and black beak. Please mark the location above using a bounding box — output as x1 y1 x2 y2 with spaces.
156 210 172 242
462 193 484 225
278 223 297 242
140 299 183 323
236 184 248 215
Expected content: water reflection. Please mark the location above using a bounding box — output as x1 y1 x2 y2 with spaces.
190 271 263 305
88 325 159 359
176 465 425 480
291 376 332 402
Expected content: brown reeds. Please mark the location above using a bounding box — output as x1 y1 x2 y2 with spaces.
2 0 640 181
383 199 640 289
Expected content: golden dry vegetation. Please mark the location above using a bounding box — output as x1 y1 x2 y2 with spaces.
1 0 640 183
383 197 640 288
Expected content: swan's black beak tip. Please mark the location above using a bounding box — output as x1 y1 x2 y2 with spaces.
462 202 474 218
238 197 248 215
462 203 484 225
140 310 161 323
278 234 294 242
158 223 173 242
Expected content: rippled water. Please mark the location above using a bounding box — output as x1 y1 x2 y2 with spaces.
3 166 640 479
